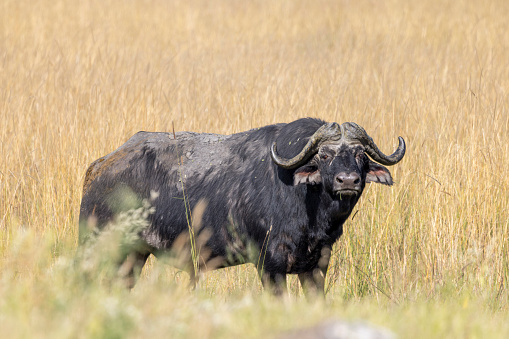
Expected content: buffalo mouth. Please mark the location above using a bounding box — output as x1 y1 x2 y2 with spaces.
333 189 360 198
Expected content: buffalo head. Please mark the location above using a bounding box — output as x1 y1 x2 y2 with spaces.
270 122 406 201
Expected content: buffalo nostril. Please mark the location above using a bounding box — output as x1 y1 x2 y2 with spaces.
335 172 361 190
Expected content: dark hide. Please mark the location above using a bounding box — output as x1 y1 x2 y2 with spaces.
79 118 398 295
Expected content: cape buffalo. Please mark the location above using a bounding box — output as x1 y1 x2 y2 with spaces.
79 118 405 295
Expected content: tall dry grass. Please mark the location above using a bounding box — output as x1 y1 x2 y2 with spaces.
1 0 509 336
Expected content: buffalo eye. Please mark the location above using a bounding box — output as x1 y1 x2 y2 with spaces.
355 153 367 166
321 154 328 160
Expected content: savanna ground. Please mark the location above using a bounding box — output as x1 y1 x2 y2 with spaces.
1 0 509 337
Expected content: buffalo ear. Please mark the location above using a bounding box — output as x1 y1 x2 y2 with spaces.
294 167 322 186
366 161 393 185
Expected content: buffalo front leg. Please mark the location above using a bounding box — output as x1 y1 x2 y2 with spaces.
298 269 325 297
298 246 332 298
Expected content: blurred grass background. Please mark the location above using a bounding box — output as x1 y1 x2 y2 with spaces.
1 0 509 337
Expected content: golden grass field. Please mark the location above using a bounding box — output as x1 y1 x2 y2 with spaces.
1 0 509 337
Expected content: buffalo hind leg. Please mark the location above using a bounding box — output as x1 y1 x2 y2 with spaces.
188 266 200 291
260 270 287 296
118 252 150 289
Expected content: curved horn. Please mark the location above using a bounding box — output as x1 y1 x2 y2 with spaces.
270 122 342 169
342 122 406 165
